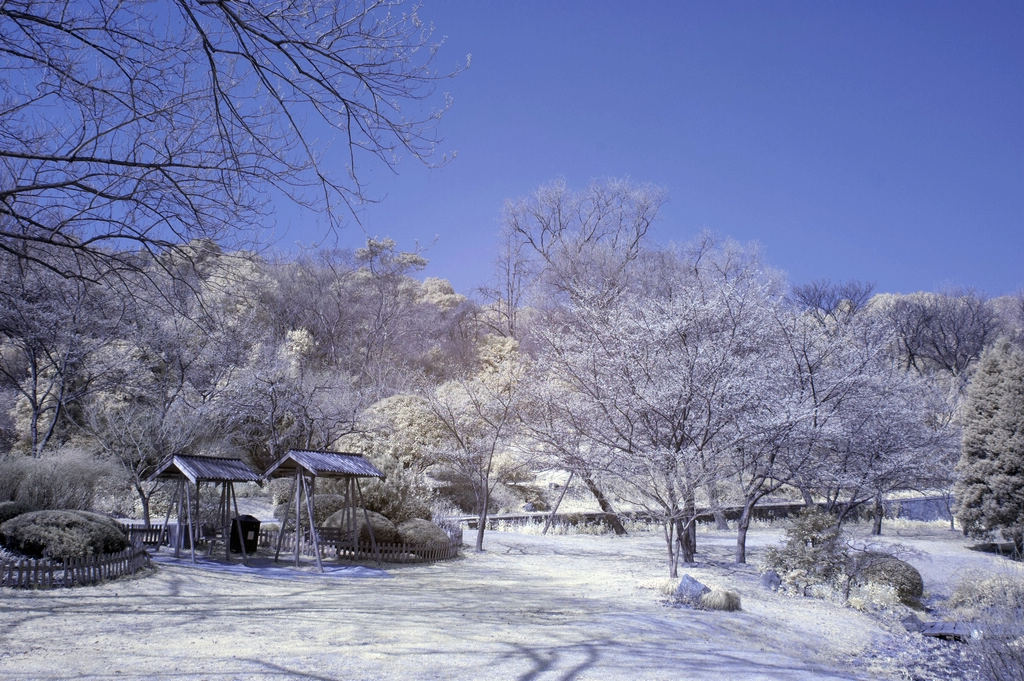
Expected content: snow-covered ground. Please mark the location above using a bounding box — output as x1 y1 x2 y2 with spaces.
1 522 1018 681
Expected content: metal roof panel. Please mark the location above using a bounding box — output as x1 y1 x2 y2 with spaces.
148 454 261 484
262 449 384 479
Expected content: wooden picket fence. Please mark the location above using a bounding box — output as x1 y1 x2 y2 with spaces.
0 544 151 589
258 525 462 564
125 525 169 547
336 538 460 563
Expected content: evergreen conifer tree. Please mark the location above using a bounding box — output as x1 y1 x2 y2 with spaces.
954 339 1024 553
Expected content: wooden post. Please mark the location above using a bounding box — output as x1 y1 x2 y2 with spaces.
354 479 382 567
162 481 178 556
173 480 183 558
194 480 202 550
343 478 355 551
229 482 249 566
274 473 297 563
293 469 303 567
301 474 323 572
184 480 196 564
543 470 575 535
219 484 229 560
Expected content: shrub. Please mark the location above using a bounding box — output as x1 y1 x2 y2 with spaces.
847 582 902 612
0 500 33 525
311 494 348 526
763 508 849 593
0 457 28 501
700 589 742 611
0 510 129 559
273 493 351 527
853 552 924 606
358 471 434 524
430 502 463 535
0 449 118 510
397 518 451 546
323 508 401 544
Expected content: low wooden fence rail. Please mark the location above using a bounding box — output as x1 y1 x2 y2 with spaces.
258 525 462 564
1 544 151 589
462 496 955 530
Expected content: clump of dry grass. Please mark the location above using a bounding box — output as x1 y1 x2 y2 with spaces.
700 588 742 611
948 572 1024 619
947 572 1024 681
649 579 677 597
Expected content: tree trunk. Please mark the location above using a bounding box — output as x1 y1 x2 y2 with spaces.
581 474 627 535
871 493 883 536
705 482 729 530
835 498 859 528
735 501 755 564
135 482 152 527
943 493 956 531
675 517 696 564
678 489 697 563
800 486 815 507
663 521 678 578
475 486 489 552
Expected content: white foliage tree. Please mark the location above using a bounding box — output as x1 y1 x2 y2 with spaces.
428 335 527 552
533 238 786 575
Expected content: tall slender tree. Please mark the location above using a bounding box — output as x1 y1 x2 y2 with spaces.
954 339 1024 554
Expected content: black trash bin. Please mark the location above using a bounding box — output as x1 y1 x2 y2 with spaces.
230 515 260 554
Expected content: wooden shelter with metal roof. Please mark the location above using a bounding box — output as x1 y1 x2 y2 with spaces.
262 449 385 571
147 454 262 564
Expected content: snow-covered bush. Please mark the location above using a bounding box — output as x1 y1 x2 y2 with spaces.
846 582 901 612
949 573 1024 619
396 518 451 546
763 508 849 594
323 508 401 544
0 510 128 559
852 551 923 606
0 449 118 511
0 500 33 525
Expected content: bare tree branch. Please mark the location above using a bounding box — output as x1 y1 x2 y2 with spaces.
1 0 460 279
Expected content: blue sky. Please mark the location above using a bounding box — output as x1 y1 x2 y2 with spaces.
272 1 1024 298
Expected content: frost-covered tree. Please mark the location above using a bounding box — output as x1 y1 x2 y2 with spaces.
335 393 447 523
877 291 1001 387
954 339 1024 553
0 252 123 455
507 178 669 533
213 328 362 470
533 237 785 575
428 335 528 552
784 288 958 534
